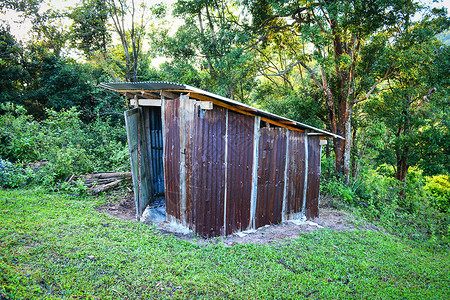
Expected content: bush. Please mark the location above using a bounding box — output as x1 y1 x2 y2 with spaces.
320 164 449 249
0 104 44 162
38 146 95 184
0 158 35 188
425 175 450 213
0 105 130 187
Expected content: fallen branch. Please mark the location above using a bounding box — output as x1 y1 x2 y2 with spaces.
66 171 133 193
88 179 122 194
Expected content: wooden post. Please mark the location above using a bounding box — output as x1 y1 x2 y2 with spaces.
302 130 309 218
249 116 261 230
136 95 142 221
281 130 290 222
223 109 229 234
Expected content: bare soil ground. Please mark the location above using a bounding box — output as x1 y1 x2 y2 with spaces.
95 191 382 246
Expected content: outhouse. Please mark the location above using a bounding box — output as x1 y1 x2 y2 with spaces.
100 81 341 237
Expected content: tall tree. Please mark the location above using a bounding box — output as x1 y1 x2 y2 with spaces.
244 0 421 184
69 0 111 57
154 0 257 100
367 14 449 185
0 26 27 105
105 0 150 82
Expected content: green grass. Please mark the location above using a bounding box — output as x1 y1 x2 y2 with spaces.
1 189 449 299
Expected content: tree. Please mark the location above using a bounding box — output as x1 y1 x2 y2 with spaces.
154 0 257 100
69 0 111 58
243 0 422 184
366 14 449 186
105 0 152 82
0 26 27 105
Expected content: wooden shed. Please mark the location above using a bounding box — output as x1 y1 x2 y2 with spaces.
100 81 342 237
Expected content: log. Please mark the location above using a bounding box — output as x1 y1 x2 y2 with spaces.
88 179 122 194
91 172 132 179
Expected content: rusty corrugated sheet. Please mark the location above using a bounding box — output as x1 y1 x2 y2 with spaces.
255 127 288 228
306 136 321 219
286 130 306 217
225 110 254 235
164 98 181 220
190 106 227 237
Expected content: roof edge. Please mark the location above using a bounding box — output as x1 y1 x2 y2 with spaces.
99 81 344 140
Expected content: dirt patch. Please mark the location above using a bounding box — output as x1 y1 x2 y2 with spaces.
94 190 137 222
96 192 380 246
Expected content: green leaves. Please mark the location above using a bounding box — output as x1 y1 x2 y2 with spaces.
68 0 111 57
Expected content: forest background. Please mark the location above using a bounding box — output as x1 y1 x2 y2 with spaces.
0 0 449 248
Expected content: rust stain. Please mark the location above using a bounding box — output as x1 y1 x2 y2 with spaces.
306 136 321 219
286 130 306 216
225 110 254 235
164 98 181 220
255 127 288 228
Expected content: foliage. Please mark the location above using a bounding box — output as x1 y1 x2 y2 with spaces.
0 103 43 162
0 158 34 189
254 83 329 128
321 162 450 248
1 189 449 299
0 105 129 186
425 175 450 213
152 0 258 100
0 26 27 105
68 0 111 57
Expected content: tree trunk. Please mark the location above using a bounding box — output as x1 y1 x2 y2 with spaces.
334 94 351 184
396 155 409 183
396 153 409 197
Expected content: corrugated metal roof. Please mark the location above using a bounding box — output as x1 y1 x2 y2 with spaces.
99 81 343 139
99 81 185 91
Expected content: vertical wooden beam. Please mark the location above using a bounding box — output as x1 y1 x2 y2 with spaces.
136 96 142 222
223 109 229 234
143 108 155 202
161 96 167 220
179 95 188 226
249 116 261 230
302 130 309 218
281 130 290 222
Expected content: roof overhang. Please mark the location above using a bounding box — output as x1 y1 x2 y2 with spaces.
99 81 343 140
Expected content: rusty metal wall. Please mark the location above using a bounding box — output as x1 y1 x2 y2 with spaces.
306 135 321 219
162 97 321 236
255 127 288 228
163 98 181 220
285 130 306 217
225 110 254 235
190 105 227 237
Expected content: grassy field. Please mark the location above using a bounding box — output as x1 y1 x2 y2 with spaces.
0 189 449 299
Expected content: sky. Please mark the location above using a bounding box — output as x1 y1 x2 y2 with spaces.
1 0 449 44
0 0 176 42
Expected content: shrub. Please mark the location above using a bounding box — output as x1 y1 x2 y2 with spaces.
0 158 35 188
0 106 130 187
425 175 450 213
0 104 44 162
38 146 95 184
